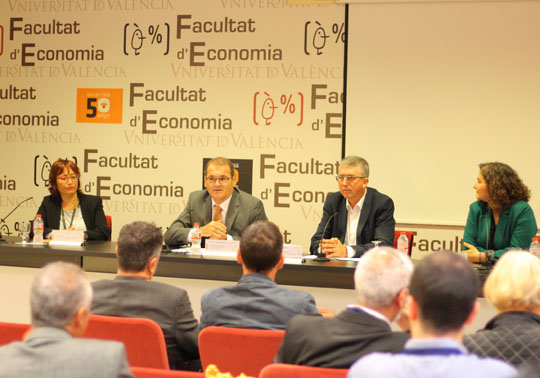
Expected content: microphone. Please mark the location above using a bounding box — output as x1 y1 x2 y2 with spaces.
314 211 338 262
0 196 33 242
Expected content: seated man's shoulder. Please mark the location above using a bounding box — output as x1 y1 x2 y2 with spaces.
188 189 208 200
92 278 188 297
202 286 231 302
367 187 393 201
275 286 319 312
287 313 326 329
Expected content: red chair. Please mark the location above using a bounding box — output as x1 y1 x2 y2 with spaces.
199 326 285 377
105 215 112 241
0 321 31 346
394 230 415 257
260 363 348 378
131 367 203 378
83 315 169 369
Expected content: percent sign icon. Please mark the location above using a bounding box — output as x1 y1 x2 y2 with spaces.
332 23 345 43
148 25 163 44
281 94 296 113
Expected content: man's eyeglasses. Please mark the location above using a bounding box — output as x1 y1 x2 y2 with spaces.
57 175 80 182
206 176 231 184
335 175 366 182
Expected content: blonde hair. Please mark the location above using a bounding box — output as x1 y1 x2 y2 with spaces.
484 251 540 312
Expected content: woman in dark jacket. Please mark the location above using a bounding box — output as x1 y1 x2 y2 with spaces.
35 159 110 241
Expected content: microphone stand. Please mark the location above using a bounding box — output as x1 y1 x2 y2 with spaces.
314 212 338 262
0 197 33 242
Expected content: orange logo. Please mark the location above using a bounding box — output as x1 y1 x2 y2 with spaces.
76 88 123 124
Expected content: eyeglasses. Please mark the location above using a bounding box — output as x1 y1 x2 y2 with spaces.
335 175 366 182
206 176 231 184
57 174 80 182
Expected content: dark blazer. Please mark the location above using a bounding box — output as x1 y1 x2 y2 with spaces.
164 187 267 246
36 193 110 241
91 276 200 371
310 187 395 257
464 311 540 367
274 310 409 368
0 326 133 378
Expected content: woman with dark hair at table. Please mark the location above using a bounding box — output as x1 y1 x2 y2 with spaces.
462 162 537 263
464 251 540 367
35 159 110 241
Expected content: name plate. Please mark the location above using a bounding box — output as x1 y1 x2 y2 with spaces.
49 230 85 246
205 239 240 253
283 244 303 258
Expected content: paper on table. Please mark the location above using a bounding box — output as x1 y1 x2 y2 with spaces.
50 230 84 244
205 239 239 252
282 244 302 258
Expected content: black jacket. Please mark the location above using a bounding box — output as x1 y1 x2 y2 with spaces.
35 193 110 241
464 311 540 367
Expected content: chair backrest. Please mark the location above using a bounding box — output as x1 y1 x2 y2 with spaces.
131 367 204 378
199 326 285 377
84 314 169 369
0 321 31 346
105 215 112 241
393 230 415 257
260 363 348 378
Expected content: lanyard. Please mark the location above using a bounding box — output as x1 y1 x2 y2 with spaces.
402 348 463 356
61 207 76 229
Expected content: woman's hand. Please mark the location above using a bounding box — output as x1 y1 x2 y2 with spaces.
463 242 483 263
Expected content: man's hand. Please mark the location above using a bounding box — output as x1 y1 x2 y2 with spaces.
201 221 227 240
321 238 347 258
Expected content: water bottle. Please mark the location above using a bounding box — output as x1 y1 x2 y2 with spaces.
529 237 540 257
190 222 202 253
33 214 44 244
397 232 409 255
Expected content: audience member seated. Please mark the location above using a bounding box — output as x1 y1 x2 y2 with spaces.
348 251 517 378
200 220 320 330
0 262 132 378
464 251 540 367
91 221 200 371
275 247 412 368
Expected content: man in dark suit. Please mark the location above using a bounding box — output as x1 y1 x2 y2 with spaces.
0 261 132 378
91 221 200 371
200 221 320 330
310 155 395 258
164 157 267 246
274 247 412 368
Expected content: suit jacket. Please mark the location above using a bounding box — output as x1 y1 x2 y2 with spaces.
164 187 268 246
200 273 320 330
463 200 537 259
310 188 395 257
36 193 110 241
464 311 540 366
91 276 200 371
274 309 409 368
0 326 132 378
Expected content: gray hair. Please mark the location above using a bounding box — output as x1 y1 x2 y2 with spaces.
117 221 163 272
340 156 369 178
30 262 92 329
354 247 413 308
